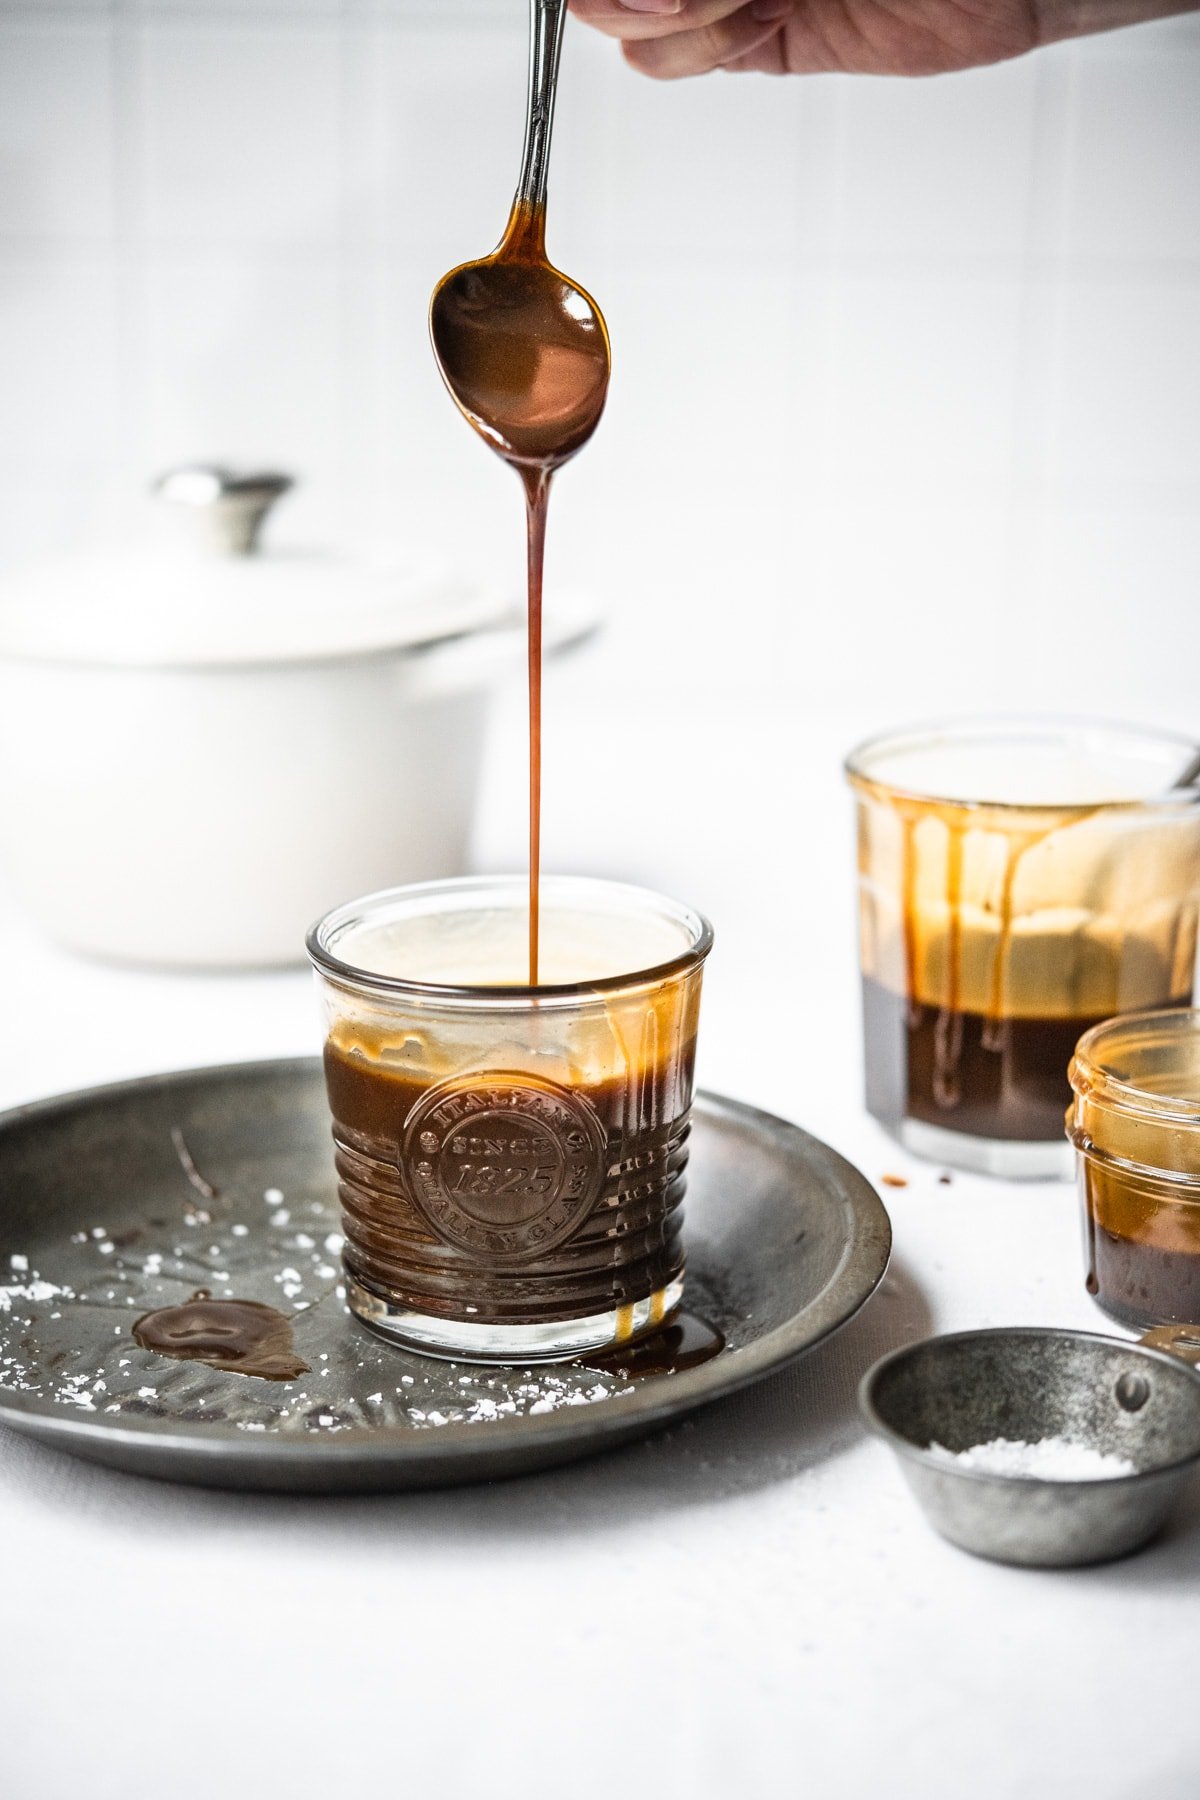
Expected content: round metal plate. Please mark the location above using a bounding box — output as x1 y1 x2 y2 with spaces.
0 1058 891 1491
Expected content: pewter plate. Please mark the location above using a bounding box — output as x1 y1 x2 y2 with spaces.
0 1058 890 1492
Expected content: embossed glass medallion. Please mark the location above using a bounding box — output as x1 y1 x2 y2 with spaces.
404 1074 608 1263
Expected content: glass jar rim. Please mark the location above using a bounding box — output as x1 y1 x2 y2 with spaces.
306 873 714 1006
1069 1009 1200 1126
844 714 1200 816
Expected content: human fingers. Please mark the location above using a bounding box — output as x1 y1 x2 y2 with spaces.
723 20 845 73
621 0 793 76
721 31 793 72
568 0 756 43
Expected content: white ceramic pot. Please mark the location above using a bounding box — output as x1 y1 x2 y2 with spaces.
0 470 592 967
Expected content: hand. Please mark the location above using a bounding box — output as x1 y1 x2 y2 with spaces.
568 0 1196 79
567 0 1037 77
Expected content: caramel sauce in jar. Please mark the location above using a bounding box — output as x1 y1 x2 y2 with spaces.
1068 1009 1200 1329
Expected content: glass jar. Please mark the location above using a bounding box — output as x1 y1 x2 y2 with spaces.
1068 1009 1200 1330
308 874 712 1362
846 717 1200 1179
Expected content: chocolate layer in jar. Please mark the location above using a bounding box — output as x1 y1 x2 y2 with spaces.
324 1020 697 1328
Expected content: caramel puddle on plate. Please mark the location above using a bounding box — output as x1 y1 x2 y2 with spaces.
584 1314 725 1379
133 1288 311 1382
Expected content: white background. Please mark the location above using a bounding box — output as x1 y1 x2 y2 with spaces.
1 2 1199 720
1 5 1199 1798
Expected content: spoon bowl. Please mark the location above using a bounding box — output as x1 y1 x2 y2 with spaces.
431 225 610 472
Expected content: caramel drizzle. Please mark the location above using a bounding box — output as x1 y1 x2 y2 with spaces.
931 818 965 1111
900 802 1081 1113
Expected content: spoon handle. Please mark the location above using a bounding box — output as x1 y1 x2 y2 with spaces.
514 0 569 215
1174 744 1200 790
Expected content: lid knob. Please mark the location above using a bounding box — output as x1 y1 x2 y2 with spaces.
153 465 294 557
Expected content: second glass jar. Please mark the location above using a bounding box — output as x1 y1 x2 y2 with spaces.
846 717 1200 1178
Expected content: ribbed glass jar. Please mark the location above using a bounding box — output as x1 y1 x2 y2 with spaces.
308 874 712 1362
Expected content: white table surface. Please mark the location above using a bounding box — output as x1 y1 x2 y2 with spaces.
1 687 1197 1800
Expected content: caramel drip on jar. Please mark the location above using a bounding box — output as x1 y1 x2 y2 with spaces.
931 818 965 1111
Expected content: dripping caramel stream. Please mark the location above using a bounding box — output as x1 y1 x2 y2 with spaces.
522 461 550 987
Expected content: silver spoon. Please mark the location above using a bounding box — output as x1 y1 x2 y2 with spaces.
428 0 610 986
428 0 611 476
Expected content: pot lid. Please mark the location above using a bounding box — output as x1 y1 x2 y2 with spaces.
0 466 512 670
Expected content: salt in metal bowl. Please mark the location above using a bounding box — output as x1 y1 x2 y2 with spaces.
859 1325 1200 1567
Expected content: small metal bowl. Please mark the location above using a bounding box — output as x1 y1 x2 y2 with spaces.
859 1325 1200 1567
